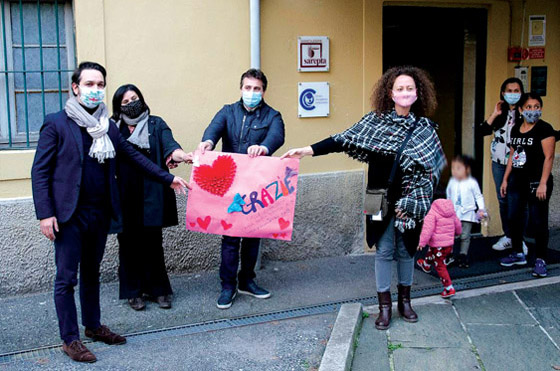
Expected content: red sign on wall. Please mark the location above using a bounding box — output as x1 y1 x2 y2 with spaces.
529 47 545 59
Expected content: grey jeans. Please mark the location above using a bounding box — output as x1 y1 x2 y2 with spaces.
375 217 414 293
460 221 474 255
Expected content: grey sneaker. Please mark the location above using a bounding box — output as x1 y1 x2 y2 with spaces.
532 258 547 278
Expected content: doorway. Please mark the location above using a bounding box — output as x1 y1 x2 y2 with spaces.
383 6 488 189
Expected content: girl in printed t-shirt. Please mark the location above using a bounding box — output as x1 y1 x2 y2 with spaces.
479 77 525 253
499 92 555 278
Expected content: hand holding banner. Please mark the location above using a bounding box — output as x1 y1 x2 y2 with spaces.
186 151 300 241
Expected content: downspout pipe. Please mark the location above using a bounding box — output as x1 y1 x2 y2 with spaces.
250 0 260 69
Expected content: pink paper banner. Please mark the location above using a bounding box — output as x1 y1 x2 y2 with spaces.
186 151 300 241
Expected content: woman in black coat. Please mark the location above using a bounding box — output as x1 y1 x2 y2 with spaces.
111 84 192 310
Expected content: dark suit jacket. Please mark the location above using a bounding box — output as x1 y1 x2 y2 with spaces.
116 115 181 228
31 110 174 224
202 100 285 155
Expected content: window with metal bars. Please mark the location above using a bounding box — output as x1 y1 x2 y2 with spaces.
0 0 75 149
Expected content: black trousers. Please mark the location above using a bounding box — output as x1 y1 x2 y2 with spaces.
220 236 260 290
508 173 553 260
54 206 109 344
117 226 172 299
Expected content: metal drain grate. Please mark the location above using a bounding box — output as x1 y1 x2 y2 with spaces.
1 265 557 364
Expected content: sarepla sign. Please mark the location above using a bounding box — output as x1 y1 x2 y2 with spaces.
298 36 329 72
298 82 329 118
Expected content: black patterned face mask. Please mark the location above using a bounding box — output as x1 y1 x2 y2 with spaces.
121 98 146 119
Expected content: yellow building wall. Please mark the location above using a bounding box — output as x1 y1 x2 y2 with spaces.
0 0 559 239
261 0 369 175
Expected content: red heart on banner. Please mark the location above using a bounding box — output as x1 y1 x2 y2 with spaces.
197 216 211 230
272 233 279 238
189 222 196 227
278 218 290 230
193 155 237 197
221 220 233 230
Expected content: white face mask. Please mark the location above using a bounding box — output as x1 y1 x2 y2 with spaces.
392 90 417 108
79 86 105 109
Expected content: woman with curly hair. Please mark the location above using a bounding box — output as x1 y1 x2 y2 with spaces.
282 66 445 330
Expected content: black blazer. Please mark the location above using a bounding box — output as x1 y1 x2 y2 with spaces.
116 115 181 228
31 110 174 224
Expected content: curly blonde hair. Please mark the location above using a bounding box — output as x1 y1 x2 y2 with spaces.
371 66 437 118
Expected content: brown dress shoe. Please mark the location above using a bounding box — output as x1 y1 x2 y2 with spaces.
85 325 127 345
62 340 97 363
375 291 392 330
397 285 418 322
128 297 146 311
156 295 172 309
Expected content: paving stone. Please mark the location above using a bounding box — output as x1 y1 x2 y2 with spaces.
529 307 560 328
389 303 471 348
392 347 480 371
467 323 560 371
351 317 390 371
453 292 536 325
515 284 560 308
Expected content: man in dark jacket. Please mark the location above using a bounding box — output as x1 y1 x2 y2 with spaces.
198 68 285 309
31 62 189 363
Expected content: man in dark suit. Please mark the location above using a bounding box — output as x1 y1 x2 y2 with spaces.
31 62 189 363
197 68 285 310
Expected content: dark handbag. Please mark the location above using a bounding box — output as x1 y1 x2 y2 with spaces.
365 124 416 249
364 125 416 219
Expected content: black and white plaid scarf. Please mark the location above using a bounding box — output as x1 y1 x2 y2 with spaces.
332 110 446 231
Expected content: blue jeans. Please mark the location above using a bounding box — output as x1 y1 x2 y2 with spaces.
220 236 260 290
492 161 510 237
375 217 414 292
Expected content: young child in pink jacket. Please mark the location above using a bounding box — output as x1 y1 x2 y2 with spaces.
417 198 462 298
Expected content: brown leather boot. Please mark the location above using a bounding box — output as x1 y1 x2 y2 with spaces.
62 340 97 363
397 285 418 322
375 291 392 330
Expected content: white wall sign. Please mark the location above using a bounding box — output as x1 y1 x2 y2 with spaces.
515 66 529 91
298 82 329 118
298 36 329 72
528 15 546 46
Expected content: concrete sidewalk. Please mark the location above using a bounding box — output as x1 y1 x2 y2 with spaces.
0 254 441 355
352 281 560 371
1 234 559 370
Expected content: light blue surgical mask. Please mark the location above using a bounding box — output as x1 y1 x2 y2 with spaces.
522 109 542 124
242 91 263 108
503 92 521 105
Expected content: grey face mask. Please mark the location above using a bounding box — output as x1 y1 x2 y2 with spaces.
522 109 542 124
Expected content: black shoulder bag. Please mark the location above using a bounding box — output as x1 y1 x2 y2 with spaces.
365 124 416 249
364 125 416 219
